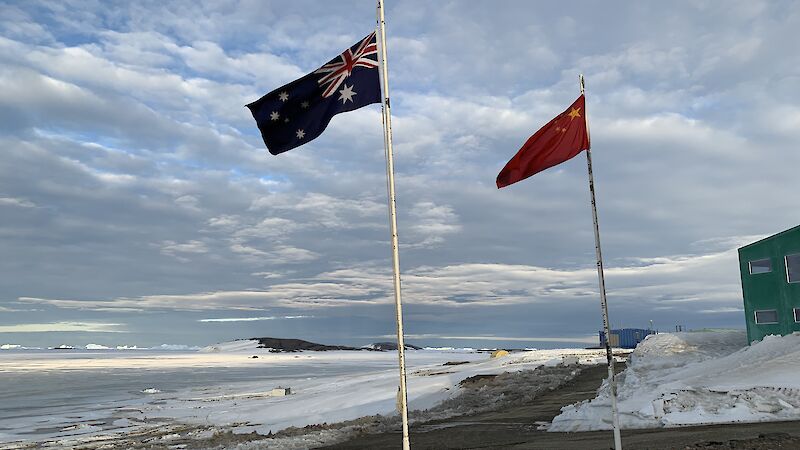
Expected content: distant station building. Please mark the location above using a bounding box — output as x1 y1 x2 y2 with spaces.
738 224 800 343
599 328 656 349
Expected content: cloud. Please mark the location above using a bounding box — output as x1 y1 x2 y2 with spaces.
198 315 312 322
0 305 30 312
697 307 745 314
229 243 319 264
406 201 461 247
0 322 126 333
17 244 744 313
159 239 209 260
0 197 36 208
164 39 303 83
1 0 796 347
249 193 385 230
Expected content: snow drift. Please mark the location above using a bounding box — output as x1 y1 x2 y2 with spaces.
550 330 800 431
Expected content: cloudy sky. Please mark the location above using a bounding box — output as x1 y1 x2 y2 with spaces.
1 0 798 349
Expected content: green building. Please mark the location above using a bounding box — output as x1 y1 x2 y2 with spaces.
738 225 800 343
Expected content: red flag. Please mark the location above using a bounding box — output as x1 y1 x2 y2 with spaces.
496 95 590 188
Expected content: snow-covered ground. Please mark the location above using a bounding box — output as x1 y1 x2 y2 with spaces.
551 330 800 431
0 341 616 448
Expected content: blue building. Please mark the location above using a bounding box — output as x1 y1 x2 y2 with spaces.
599 328 656 349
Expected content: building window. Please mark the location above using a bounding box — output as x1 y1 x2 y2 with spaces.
754 309 778 324
749 259 772 274
786 254 800 283
795 308 800 323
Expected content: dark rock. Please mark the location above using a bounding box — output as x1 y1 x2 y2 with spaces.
458 374 498 388
250 337 360 352
365 342 422 351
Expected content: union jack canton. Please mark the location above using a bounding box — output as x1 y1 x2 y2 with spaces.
247 32 382 155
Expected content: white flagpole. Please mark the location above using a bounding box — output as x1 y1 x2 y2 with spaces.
581 74 622 450
376 1 411 449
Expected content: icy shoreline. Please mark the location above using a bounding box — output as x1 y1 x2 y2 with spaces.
5 333 799 448
0 342 619 449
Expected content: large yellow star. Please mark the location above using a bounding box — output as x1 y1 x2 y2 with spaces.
568 107 582 120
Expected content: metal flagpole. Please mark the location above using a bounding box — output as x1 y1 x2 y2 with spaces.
376 1 411 449
580 74 623 450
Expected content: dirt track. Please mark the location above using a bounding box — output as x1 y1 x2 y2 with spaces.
322 364 800 449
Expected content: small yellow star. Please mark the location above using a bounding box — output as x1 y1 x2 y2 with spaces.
555 127 562 132
561 127 567 133
568 107 581 120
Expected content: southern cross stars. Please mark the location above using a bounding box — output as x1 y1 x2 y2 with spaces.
278 91 289 102
296 129 305 139
270 111 279 121
338 84 356 104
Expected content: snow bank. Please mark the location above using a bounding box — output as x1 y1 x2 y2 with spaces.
151 344 201 351
200 339 261 353
85 344 111 350
0 344 41 350
550 330 800 431
135 347 617 440
423 347 475 351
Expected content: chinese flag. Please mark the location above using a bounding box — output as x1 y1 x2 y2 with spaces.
496 95 590 188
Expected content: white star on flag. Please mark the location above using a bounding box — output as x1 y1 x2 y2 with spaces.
338 84 356 104
296 129 305 139
270 111 279 121
278 92 289 102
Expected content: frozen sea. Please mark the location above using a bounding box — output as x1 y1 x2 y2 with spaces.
0 345 485 445
8 333 797 448
0 342 612 448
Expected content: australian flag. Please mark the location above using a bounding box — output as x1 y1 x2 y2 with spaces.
247 32 381 155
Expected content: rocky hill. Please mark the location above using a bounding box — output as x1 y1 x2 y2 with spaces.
252 337 360 352
362 342 422 351
250 337 420 352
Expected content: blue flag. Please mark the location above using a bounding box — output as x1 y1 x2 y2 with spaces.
247 32 382 155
